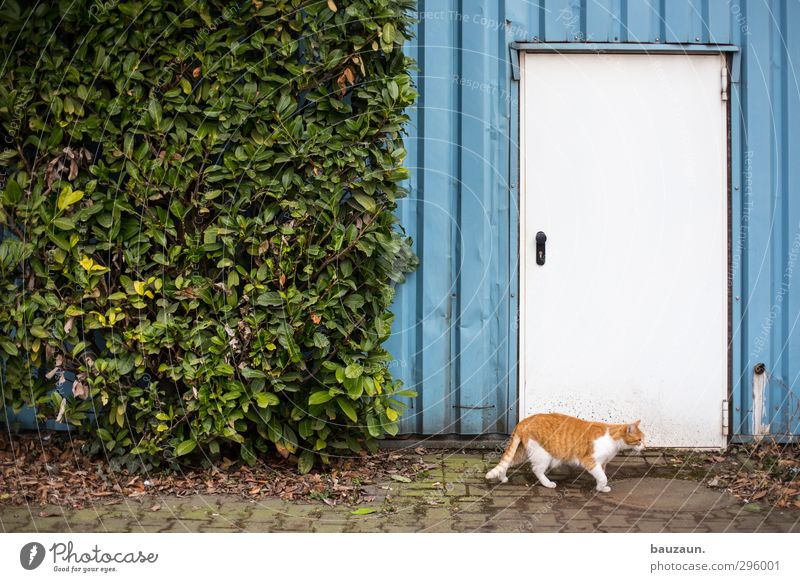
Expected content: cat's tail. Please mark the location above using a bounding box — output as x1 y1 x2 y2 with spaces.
485 433 521 483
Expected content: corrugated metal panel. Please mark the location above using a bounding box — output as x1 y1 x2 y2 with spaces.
389 0 516 435
389 0 800 439
732 0 800 439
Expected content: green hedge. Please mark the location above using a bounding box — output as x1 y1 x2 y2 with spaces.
0 0 418 472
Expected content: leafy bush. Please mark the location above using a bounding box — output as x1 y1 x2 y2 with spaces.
0 0 417 472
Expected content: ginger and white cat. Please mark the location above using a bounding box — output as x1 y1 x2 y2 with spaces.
485 412 645 492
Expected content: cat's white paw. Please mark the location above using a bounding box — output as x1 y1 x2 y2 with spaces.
596 485 611 493
543 482 557 489
485 468 507 483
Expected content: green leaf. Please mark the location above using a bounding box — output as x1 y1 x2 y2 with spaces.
0 338 19 356
390 474 411 483
148 98 162 128
343 294 365 310
308 391 333 405
255 392 280 408
351 507 377 515
297 449 314 474
241 368 267 379
240 442 257 466
344 363 363 379
97 428 114 442
52 217 75 231
366 415 381 438
336 398 358 422
29 325 49 339
3 179 22 205
382 23 395 44
175 440 197 457
352 192 376 213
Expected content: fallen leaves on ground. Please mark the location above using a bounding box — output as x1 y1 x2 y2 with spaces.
0 433 422 509
663 441 800 508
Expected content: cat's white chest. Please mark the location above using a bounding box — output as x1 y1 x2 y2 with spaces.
592 431 621 464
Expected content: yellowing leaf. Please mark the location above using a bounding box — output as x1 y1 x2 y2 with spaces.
79 256 107 272
327 0 337 11
133 281 146 295
386 408 398 421
57 186 84 211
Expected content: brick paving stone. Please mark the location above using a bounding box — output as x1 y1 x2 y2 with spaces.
199 524 246 533
129 522 171 533
1 522 29 533
66 509 113 524
165 520 209 532
311 521 349 533
441 483 468 497
558 520 596 533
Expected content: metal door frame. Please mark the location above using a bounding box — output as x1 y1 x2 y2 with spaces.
509 42 739 444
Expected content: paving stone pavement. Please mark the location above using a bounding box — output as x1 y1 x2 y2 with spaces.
1 452 798 533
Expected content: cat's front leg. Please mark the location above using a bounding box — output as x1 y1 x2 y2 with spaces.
588 463 611 493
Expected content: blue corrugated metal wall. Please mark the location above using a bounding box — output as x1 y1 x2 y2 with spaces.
387 0 800 439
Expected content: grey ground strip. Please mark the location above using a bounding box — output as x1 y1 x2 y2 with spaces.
1 452 798 533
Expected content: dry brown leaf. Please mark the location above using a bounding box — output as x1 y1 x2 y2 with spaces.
71 380 88 400
327 0 337 12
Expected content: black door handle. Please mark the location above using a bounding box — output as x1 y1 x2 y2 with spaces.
535 231 547 265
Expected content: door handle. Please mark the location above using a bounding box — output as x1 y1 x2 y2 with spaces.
535 231 547 265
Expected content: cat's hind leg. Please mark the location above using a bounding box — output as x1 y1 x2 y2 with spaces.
526 440 557 489
587 462 610 493
486 435 522 483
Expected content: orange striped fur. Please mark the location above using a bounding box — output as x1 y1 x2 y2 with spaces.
485 413 645 492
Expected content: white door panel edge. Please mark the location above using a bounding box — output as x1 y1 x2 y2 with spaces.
519 53 728 448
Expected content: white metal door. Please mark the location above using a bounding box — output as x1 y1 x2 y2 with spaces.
519 53 728 448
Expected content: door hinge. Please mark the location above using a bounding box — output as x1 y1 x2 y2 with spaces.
722 399 729 436
721 66 729 101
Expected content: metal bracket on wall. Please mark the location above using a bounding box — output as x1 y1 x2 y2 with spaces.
730 50 742 84
509 44 520 81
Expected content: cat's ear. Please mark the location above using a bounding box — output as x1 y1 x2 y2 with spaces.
627 420 640 434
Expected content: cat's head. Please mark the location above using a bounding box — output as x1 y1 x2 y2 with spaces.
620 420 645 452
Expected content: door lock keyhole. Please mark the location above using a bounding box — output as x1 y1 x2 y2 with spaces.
535 231 547 265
